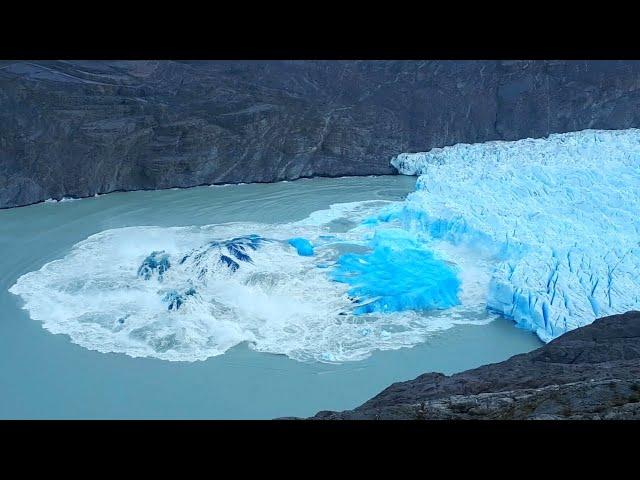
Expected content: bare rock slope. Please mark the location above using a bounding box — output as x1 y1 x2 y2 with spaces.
311 311 640 419
3 60 640 208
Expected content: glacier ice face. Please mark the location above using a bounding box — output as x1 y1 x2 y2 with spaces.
391 129 640 342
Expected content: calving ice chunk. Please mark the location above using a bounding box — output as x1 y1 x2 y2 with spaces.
10 208 491 363
391 129 640 342
331 229 460 314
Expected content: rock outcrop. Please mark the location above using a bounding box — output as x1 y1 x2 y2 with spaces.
310 311 640 419
3 60 640 208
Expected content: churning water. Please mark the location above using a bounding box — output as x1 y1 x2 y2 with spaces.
0 176 541 418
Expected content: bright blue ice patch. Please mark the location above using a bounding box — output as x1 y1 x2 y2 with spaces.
288 237 314 256
331 229 460 314
362 209 400 226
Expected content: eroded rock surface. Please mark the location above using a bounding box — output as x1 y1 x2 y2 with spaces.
3 60 640 208
310 311 640 419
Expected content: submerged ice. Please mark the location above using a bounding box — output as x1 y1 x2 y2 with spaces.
391 129 640 342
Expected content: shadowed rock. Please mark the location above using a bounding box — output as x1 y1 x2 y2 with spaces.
3 60 640 208
308 311 640 419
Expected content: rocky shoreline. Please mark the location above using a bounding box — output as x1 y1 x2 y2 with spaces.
307 311 640 419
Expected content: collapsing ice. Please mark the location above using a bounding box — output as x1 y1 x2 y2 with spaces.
331 229 460 314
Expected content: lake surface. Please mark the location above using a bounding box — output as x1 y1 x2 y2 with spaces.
0 176 541 419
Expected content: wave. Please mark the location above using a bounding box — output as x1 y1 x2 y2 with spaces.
9 200 491 362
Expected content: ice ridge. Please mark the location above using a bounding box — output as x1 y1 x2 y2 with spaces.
390 129 640 342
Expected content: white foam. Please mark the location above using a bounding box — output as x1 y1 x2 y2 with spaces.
10 201 489 363
44 197 80 204
295 200 397 228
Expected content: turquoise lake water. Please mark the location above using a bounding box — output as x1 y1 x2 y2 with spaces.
0 176 541 419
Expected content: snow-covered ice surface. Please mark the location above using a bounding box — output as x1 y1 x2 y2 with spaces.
391 129 640 342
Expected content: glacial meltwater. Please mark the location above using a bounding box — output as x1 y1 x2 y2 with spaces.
0 176 541 419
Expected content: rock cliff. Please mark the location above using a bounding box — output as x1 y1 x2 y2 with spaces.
3 60 640 208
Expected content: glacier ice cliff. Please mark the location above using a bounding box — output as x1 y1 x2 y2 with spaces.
391 129 640 342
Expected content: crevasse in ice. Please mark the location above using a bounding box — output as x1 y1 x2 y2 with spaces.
390 129 640 342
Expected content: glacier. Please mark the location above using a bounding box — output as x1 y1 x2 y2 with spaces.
391 129 640 342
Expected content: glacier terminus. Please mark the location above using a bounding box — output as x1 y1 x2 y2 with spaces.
390 129 640 342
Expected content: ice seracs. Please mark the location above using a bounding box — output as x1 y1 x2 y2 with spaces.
391 129 640 342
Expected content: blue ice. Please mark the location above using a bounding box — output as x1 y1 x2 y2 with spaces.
288 237 314 256
137 251 171 280
391 129 640 342
178 234 266 275
162 287 196 311
331 229 460 314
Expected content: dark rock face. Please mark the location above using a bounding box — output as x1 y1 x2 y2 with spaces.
310 311 640 419
3 60 640 208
